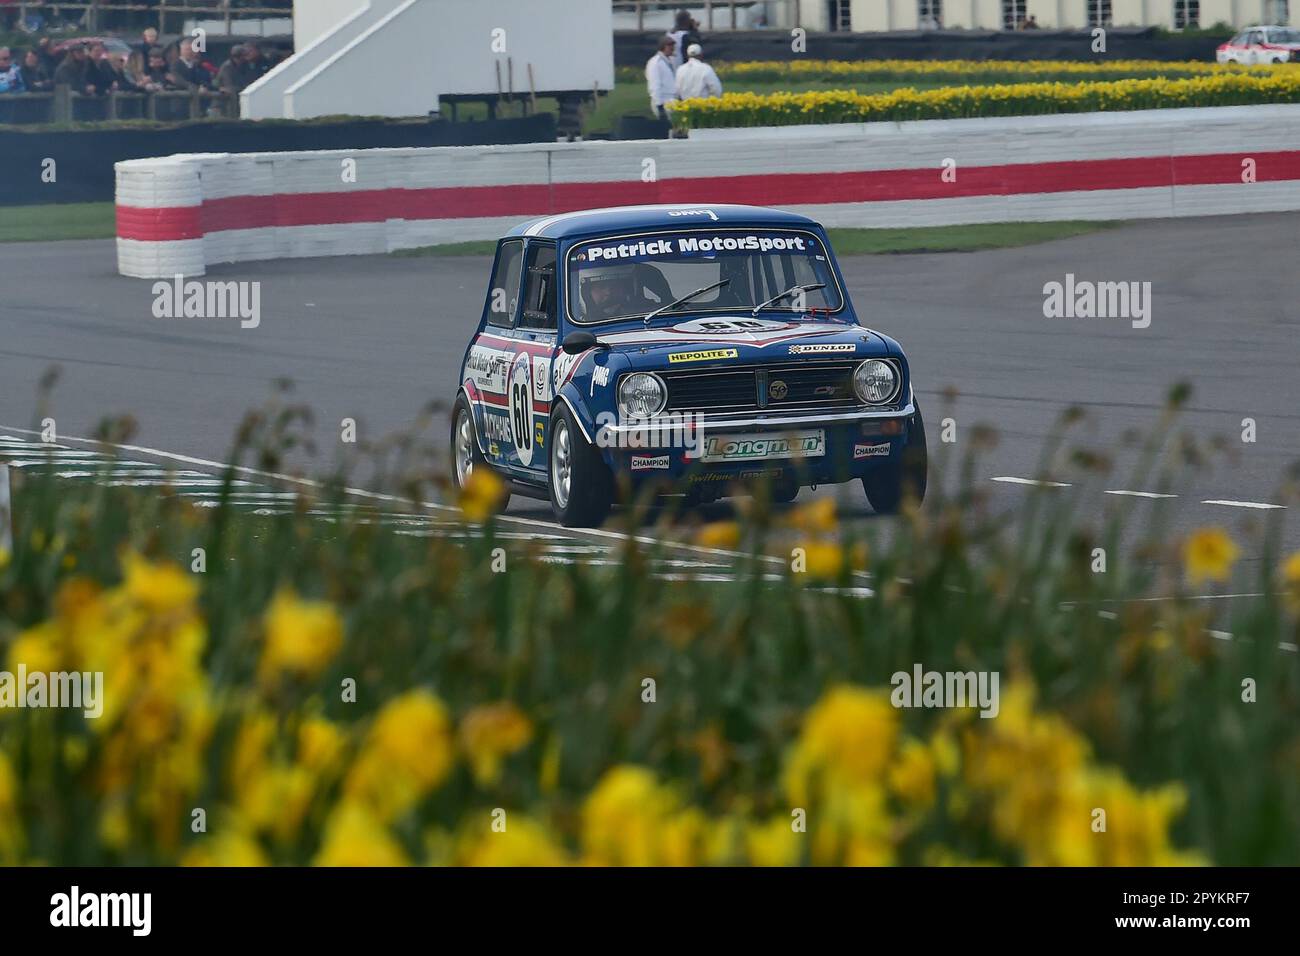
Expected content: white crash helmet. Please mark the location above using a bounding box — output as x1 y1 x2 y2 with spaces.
579 263 637 316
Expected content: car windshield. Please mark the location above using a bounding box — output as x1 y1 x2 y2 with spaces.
566 229 844 324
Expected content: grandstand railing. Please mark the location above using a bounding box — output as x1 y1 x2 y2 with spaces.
0 86 237 124
10 2 292 34
612 1 794 31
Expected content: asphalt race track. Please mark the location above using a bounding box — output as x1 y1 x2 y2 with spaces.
2 213 1299 590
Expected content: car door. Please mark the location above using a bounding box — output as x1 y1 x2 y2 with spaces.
1245 30 1265 64
465 238 525 470
489 239 558 481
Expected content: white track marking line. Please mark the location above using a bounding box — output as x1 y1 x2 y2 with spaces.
990 476 1072 488
0 424 782 568
1201 499 1286 510
1104 489 1178 499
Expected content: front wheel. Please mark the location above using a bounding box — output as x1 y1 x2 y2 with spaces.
862 405 928 514
548 405 614 527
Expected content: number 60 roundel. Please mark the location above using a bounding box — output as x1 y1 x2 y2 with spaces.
508 352 535 467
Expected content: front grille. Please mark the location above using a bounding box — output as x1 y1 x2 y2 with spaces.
663 361 863 413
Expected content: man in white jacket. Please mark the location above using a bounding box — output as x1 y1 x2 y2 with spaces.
675 43 722 101
645 35 678 121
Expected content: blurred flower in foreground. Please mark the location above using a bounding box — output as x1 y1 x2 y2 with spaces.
314 802 409 866
345 691 454 821
1183 527 1239 586
787 497 837 534
459 702 534 786
583 765 706 866
1281 551 1300 613
458 467 506 522
182 829 270 867
259 590 344 683
798 540 844 580
695 521 740 550
460 815 569 866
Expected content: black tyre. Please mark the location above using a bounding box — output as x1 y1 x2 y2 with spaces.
450 395 510 510
547 404 614 527
862 404 928 514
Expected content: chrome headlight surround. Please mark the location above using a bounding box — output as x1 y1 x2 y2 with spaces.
853 359 900 405
617 372 668 419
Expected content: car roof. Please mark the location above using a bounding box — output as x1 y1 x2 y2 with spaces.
507 204 822 241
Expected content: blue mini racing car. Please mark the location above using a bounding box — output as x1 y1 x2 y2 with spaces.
449 204 926 527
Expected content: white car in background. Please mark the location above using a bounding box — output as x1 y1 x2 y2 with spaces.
1216 25 1300 64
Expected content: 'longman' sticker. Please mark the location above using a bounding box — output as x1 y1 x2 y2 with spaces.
668 348 739 364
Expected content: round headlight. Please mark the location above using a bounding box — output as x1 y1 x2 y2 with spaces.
618 372 667 418
853 360 898 404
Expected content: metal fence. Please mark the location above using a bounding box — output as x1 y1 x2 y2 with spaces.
7 2 292 34
611 1 795 31
0 86 235 123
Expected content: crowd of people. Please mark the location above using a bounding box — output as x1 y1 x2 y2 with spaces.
0 25 281 99
644 9 723 121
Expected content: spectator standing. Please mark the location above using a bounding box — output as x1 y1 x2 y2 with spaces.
20 49 52 92
139 27 160 61
141 50 174 91
53 43 96 96
216 45 251 95
243 44 270 81
87 42 116 95
36 37 58 73
675 43 721 101
645 35 678 121
0 47 25 94
101 52 141 94
667 10 700 71
167 39 210 90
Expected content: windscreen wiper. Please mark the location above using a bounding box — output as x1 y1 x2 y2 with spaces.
643 278 731 325
751 282 826 316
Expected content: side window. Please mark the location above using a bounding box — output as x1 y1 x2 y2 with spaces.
519 244 558 332
485 239 523 328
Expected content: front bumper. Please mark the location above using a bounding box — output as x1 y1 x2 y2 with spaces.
599 403 917 487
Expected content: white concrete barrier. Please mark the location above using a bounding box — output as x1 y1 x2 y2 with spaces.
116 104 1300 278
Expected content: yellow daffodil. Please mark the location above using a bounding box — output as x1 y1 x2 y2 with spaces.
259 589 344 683
458 702 533 786
1280 551 1300 612
314 802 409 866
695 521 740 550
458 467 506 522
182 829 271 867
344 691 454 821
460 815 570 866
1183 527 1239 586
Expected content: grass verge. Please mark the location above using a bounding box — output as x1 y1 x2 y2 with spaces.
0 201 116 242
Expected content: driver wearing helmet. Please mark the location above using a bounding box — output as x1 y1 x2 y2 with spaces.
579 264 656 321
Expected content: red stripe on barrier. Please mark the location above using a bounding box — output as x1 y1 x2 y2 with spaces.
116 204 204 241
117 149 1300 242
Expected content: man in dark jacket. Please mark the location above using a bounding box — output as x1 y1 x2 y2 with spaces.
53 43 96 96
167 39 209 90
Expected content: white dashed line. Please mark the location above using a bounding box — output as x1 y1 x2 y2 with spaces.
1104 489 1178 499
990 476 1071 488
1201 499 1286 510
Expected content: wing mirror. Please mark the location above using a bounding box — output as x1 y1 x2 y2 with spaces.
561 330 607 355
